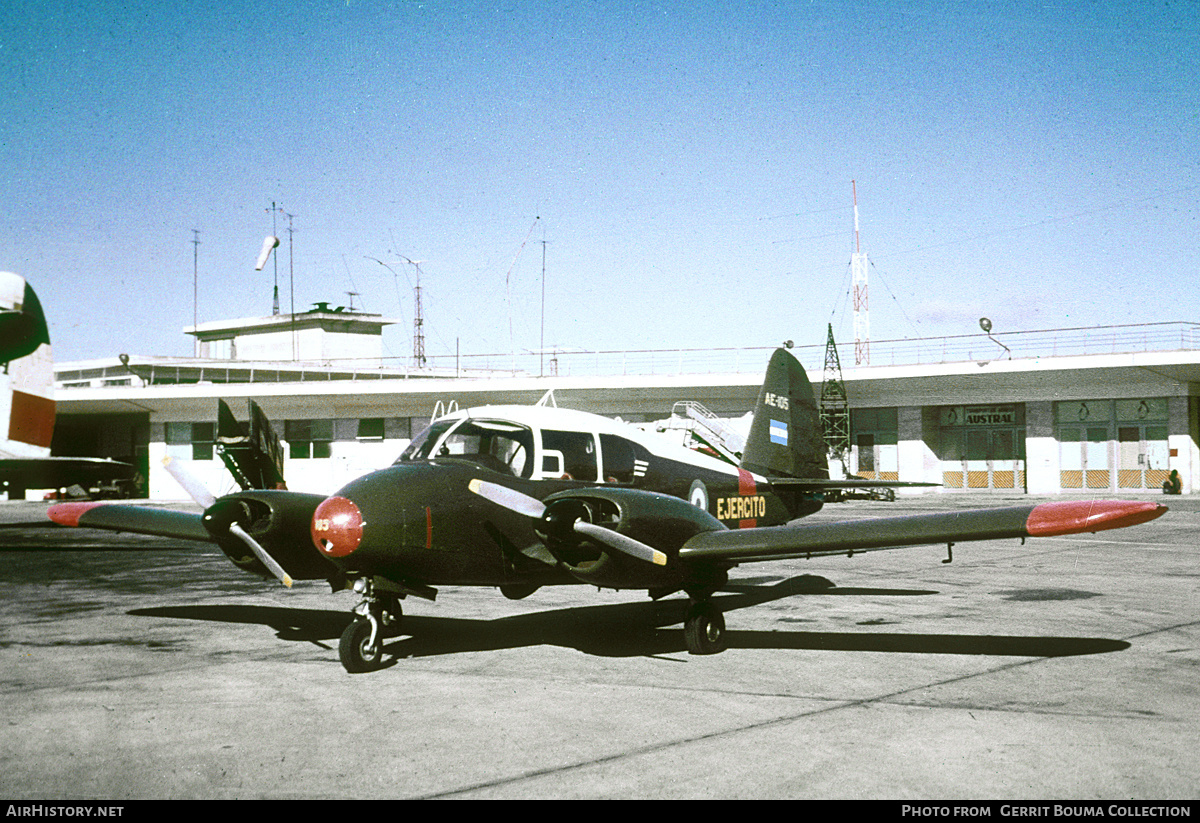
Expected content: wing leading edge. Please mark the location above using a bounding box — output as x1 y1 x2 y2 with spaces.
679 500 1167 564
48 502 210 542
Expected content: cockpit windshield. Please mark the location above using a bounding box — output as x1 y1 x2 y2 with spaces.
396 418 535 478
396 419 456 463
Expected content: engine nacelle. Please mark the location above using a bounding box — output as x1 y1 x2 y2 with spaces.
537 487 726 588
203 490 335 581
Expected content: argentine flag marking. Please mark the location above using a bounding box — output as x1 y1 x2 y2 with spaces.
770 419 788 446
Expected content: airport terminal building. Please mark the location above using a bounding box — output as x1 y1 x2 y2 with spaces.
48 309 1200 500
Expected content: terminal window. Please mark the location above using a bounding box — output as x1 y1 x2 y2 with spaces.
357 418 385 441
166 422 215 461
285 419 334 459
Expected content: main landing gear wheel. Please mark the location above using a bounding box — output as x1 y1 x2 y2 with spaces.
684 600 727 655
339 618 383 673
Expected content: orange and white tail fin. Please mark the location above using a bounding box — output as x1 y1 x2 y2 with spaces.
0 272 55 460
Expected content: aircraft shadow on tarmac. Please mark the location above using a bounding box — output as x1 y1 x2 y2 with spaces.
127 574 1131 664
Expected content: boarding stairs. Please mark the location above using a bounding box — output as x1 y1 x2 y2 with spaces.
667 401 745 465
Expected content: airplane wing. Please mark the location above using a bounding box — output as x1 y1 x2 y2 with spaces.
678 500 1167 564
0 456 136 490
49 488 333 588
48 501 211 542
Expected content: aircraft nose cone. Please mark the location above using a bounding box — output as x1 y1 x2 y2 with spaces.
312 496 365 558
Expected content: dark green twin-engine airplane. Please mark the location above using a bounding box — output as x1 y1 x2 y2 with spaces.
50 348 1167 672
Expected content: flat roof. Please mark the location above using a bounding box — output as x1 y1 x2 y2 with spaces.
54 347 1200 421
184 309 399 339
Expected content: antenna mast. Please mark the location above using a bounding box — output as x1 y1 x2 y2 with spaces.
852 181 870 365
413 262 425 368
266 202 284 315
540 239 548 378
283 209 297 359
820 323 850 467
191 229 200 356
397 256 426 368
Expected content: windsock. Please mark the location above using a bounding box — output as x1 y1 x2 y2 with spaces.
255 236 280 271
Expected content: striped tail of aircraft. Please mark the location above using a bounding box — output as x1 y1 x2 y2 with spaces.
1 273 134 499
1 272 56 464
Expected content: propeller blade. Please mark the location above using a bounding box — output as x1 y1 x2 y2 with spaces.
163 458 291 588
470 478 667 566
162 456 217 508
229 522 293 588
573 521 667 566
468 478 546 519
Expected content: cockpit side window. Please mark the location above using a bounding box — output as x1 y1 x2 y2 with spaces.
540 430 599 481
600 434 638 483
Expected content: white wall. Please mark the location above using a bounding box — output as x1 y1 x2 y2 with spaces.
148 437 411 501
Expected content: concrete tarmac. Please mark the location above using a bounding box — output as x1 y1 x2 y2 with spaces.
1 494 1197 800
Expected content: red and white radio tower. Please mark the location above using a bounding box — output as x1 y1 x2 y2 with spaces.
851 180 870 365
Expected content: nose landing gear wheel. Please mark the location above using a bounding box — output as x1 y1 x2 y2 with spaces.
339 618 383 673
683 600 726 655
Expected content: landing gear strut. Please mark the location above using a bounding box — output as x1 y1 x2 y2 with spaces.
339 577 402 673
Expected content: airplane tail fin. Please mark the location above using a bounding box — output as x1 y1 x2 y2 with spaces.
0 272 55 460
1 274 138 499
738 347 829 481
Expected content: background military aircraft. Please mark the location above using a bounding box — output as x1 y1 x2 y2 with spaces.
0 273 135 499
49 347 1166 672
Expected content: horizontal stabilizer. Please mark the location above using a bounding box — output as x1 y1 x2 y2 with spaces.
48 502 211 542
679 500 1167 564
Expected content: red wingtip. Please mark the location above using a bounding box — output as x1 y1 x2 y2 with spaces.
1026 500 1167 537
47 501 108 528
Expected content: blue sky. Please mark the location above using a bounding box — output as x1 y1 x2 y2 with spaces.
2 0 1197 365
